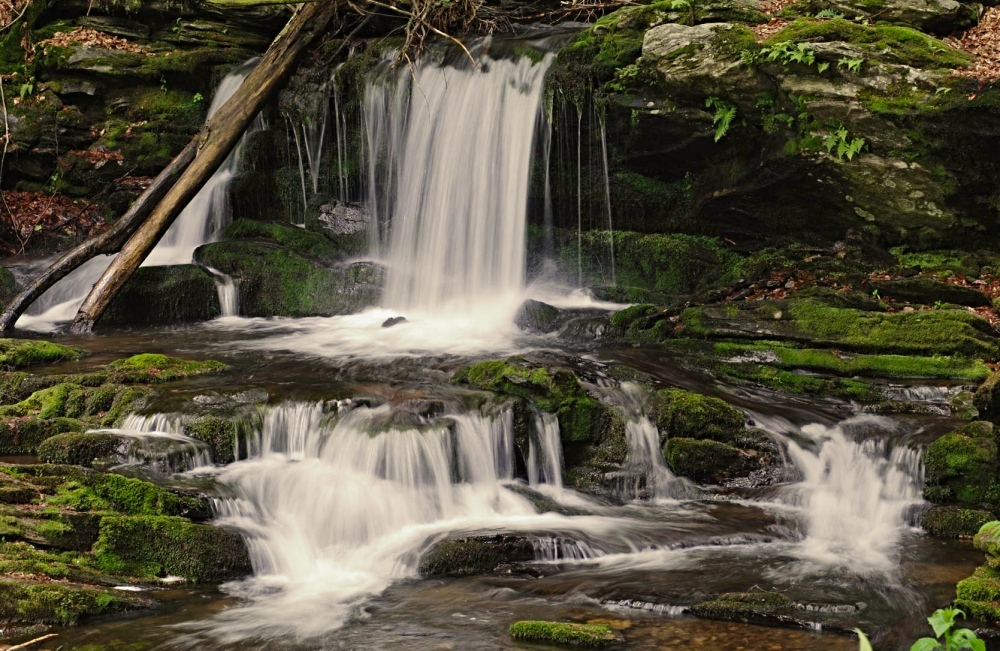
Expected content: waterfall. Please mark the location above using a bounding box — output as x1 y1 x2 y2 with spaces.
194 402 537 642
769 414 924 572
527 412 563 489
93 413 214 474
371 52 554 313
206 267 240 317
17 61 263 331
145 61 266 266
599 119 616 286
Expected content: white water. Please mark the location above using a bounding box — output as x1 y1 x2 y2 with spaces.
528 412 563 489
16 62 261 331
184 402 635 643
206 267 240 317
376 53 552 314
770 414 924 573
91 413 214 473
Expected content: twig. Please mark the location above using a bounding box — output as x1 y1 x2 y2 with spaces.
0 0 31 36
366 0 478 68
8 633 59 650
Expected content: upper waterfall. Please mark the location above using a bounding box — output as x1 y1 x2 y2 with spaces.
368 51 554 314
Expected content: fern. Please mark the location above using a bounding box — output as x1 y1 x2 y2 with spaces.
706 97 737 142
838 56 864 73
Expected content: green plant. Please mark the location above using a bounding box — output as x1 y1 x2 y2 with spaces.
706 97 736 142
838 56 864 72
935 300 945 310
871 288 880 300
816 9 845 18
857 628 873 651
824 124 865 160
671 0 698 25
743 41 829 73
910 608 984 651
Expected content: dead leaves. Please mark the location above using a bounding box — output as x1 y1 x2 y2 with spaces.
753 18 789 41
39 26 145 54
0 190 106 255
946 6 1000 84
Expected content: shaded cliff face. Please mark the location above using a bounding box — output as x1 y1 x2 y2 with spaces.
546 0 1000 254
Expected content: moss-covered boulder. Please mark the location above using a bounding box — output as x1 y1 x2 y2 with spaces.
923 422 1000 509
0 416 86 455
0 579 150 627
100 265 221 327
195 240 382 318
975 370 1000 426
420 535 534 577
36 432 120 466
0 339 83 370
93 515 250 582
508 621 623 648
663 437 750 483
106 354 227 384
452 359 608 445
922 506 994 539
691 591 793 626
654 388 745 442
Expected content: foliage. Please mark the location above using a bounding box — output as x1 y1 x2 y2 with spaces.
743 41 829 73
910 608 984 651
823 125 866 160
705 96 736 142
838 56 864 72
509 621 619 647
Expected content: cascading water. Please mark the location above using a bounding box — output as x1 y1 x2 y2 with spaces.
374 52 553 314
762 414 924 573
528 412 563 489
16 61 261 331
187 403 537 642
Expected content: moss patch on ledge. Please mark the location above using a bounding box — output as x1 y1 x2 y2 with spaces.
509 620 622 648
107 354 227 384
0 339 83 370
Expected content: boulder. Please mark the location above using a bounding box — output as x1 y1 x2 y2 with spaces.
419 534 534 577
514 300 562 333
100 265 221 327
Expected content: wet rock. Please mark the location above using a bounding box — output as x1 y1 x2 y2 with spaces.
419 534 534 577
870 278 990 307
318 202 371 238
0 267 16 305
950 390 979 421
923 421 999 509
36 432 121 467
663 437 755 484
922 506 994 539
975 370 1000 426
514 299 562 333
382 316 407 328
690 592 854 632
792 0 976 34
0 339 83 370
100 265 221 327
654 388 745 443
94 515 251 582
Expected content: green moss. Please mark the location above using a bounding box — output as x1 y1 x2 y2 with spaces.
93 515 250 582
224 219 364 259
663 437 746 483
107 354 227 384
974 521 1000 557
0 416 86 454
922 506 994 538
0 267 15 304
0 580 143 626
0 339 82 370
923 422 1000 508
975 370 1000 425
183 415 238 464
654 388 745 443
452 359 607 444
36 432 119 466
954 598 1000 624
767 18 971 69
509 621 620 648
957 566 1000 603
690 591 794 623
714 343 991 380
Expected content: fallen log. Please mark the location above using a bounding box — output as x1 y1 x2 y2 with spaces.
69 0 340 333
0 142 197 330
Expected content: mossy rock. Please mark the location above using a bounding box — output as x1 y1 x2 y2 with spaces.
950 390 980 421
923 422 1000 509
0 267 15 304
93 515 250 582
514 299 563 333
194 240 382 318
680 298 999 358
691 592 807 628
509 620 622 648
663 437 749 483
0 382 152 428
107 354 227 383
0 416 86 454
452 359 607 445
420 535 534 577
100 265 221 327
0 579 150 626
871 278 990 308
0 339 83 370
222 219 357 260
974 521 1000 558
36 432 120 466
954 598 1000 624
957 566 1000 604
183 414 240 464
922 506 994 539
975 370 1000 426
608 304 676 342
654 388 745 443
